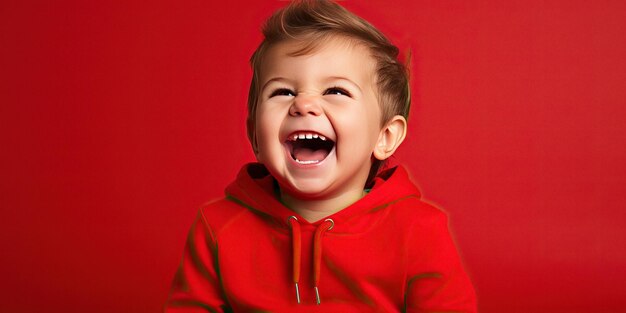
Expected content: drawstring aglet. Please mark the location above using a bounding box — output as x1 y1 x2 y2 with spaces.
294 282 301 304
314 286 321 305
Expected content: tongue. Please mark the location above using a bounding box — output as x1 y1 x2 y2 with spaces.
293 147 329 162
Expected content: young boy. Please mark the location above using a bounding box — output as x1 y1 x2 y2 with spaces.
165 1 476 312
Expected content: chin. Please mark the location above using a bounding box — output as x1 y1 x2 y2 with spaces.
281 177 333 200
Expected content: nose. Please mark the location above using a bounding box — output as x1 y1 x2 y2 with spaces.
289 95 322 117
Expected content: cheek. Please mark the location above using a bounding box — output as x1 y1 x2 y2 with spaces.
254 107 284 152
336 110 380 153
255 120 275 147
254 125 275 164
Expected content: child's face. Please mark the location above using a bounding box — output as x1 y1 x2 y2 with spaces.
254 37 383 200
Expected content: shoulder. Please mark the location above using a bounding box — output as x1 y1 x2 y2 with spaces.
196 197 252 235
388 198 467 272
378 196 455 248
388 196 449 228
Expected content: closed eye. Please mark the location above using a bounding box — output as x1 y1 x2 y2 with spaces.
324 87 351 97
270 88 296 97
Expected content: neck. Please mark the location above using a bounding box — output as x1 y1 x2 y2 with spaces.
281 187 365 223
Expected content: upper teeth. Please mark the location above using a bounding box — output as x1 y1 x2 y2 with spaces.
292 133 326 141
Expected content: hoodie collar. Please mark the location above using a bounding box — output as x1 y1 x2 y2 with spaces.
225 162 421 231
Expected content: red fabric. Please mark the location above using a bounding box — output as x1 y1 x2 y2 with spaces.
165 163 476 312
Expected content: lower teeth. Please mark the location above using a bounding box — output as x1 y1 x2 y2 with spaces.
295 159 320 165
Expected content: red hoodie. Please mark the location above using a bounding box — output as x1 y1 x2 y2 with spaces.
165 163 476 312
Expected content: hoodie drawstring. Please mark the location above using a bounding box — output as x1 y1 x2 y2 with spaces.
313 218 334 305
287 216 334 305
287 216 302 304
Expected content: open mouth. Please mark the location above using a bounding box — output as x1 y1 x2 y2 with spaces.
285 132 335 165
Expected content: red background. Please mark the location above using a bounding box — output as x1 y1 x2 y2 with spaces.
1 1 625 312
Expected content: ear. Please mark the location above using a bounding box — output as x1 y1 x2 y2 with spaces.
373 115 407 161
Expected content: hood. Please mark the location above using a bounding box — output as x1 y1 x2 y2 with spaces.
224 162 421 232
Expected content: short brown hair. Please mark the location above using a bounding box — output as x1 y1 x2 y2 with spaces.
247 0 410 179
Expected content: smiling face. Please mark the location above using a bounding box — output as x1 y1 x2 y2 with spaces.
253 37 384 202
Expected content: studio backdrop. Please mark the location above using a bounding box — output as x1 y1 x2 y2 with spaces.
1 0 625 312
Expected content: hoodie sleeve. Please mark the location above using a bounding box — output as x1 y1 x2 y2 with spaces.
164 210 231 313
404 208 477 313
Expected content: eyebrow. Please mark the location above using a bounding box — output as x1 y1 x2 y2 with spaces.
260 77 293 93
324 76 363 94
